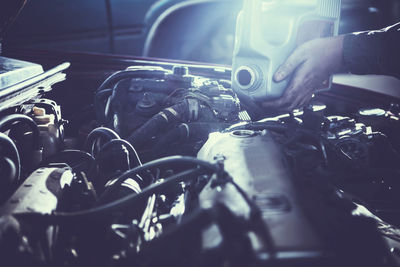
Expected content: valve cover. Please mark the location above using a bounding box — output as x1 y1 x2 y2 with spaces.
197 129 323 257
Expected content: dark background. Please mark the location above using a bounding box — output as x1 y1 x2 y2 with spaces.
3 0 400 65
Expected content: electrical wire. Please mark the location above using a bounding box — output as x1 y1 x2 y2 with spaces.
100 155 217 199
16 156 218 224
94 88 113 125
34 167 208 224
283 128 328 168
94 68 170 125
96 69 167 93
85 127 120 156
96 138 142 167
227 179 276 258
297 129 328 167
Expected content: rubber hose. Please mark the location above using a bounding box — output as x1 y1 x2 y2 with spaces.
0 114 40 150
127 100 189 148
0 132 20 184
85 127 120 155
97 138 142 168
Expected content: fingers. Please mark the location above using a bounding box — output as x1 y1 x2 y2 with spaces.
264 37 342 112
274 46 306 82
261 84 298 112
263 62 314 112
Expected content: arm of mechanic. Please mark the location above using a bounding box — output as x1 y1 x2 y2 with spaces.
262 22 400 111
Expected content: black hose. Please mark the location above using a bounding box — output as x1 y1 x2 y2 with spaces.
85 127 120 156
2 157 17 185
228 179 276 257
97 139 142 167
30 167 209 224
94 68 169 126
94 88 113 125
127 101 189 148
0 132 20 184
232 89 267 120
96 69 167 93
100 155 217 197
153 125 185 152
284 128 328 167
0 114 40 150
297 129 328 167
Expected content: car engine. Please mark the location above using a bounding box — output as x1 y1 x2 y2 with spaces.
1 57 400 267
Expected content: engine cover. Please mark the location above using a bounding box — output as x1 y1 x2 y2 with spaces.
197 129 323 258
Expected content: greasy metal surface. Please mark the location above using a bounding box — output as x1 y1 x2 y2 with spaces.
0 166 73 215
197 130 322 251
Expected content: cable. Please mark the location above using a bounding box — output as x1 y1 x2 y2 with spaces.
44 167 208 223
228 179 276 258
94 68 169 125
96 69 167 93
0 132 20 184
0 114 40 150
15 156 218 224
97 138 142 167
94 88 113 125
297 129 328 167
283 127 328 168
85 127 120 156
108 155 217 186
100 155 217 199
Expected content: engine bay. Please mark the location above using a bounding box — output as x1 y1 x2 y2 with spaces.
1 57 400 267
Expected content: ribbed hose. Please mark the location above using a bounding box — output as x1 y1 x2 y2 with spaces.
127 100 189 148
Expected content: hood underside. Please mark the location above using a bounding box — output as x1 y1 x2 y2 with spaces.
0 0 27 41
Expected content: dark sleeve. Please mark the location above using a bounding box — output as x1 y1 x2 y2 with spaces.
343 22 400 79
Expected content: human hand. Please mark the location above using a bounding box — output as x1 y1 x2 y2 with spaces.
262 35 345 112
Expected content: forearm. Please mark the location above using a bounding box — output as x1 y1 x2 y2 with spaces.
343 23 400 78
